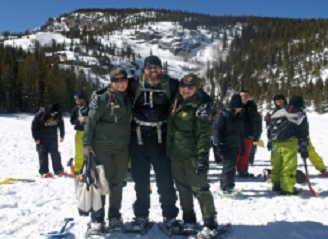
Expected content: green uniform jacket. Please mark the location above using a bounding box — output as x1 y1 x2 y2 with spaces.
167 94 213 160
83 89 132 145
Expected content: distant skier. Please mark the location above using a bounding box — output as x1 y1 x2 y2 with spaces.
70 92 89 175
266 95 309 195
167 73 218 238
213 94 245 195
265 94 328 177
238 90 261 176
249 111 263 166
31 103 66 178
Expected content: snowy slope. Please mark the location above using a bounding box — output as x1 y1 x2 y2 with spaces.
0 113 328 239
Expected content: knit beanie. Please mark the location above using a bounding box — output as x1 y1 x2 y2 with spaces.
227 94 243 108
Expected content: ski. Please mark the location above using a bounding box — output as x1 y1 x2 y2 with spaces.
215 190 245 200
123 221 154 235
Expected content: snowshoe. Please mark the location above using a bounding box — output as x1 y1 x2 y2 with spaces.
197 224 232 239
85 222 106 238
108 217 123 231
157 218 187 237
123 217 154 234
318 169 328 177
183 222 199 235
56 172 68 177
41 173 53 178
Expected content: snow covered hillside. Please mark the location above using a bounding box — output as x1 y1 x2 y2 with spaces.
2 10 239 85
0 113 327 239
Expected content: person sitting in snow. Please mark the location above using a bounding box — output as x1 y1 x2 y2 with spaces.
31 103 66 178
265 94 328 177
213 94 245 195
266 95 309 195
167 73 218 238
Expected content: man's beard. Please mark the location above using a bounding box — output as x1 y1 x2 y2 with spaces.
144 72 162 86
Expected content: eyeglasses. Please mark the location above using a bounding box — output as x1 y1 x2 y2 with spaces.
145 65 161 71
112 77 128 83
179 83 195 90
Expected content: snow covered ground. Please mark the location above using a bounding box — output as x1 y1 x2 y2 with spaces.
0 112 328 239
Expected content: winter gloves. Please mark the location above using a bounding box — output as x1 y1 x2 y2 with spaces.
82 145 96 159
267 141 272 151
299 141 309 159
300 147 309 159
195 152 209 174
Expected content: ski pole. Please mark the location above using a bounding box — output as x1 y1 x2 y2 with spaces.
0 178 35 185
67 158 76 178
302 157 319 197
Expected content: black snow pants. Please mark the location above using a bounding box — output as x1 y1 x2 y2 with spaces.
220 147 239 190
249 145 257 164
211 140 222 164
130 130 179 219
37 137 63 175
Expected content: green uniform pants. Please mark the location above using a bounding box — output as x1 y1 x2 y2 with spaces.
171 158 216 218
308 137 326 171
93 143 129 210
271 137 298 193
74 131 84 174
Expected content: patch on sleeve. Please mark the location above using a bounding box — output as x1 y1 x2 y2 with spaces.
89 91 101 109
196 103 213 120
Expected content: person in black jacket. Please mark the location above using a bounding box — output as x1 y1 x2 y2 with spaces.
213 94 245 194
249 111 263 165
31 103 65 177
70 93 89 174
238 90 260 176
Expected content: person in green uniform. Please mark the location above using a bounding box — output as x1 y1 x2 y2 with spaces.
82 69 132 234
167 73 218 239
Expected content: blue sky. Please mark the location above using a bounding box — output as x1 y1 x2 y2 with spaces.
1 0 328 33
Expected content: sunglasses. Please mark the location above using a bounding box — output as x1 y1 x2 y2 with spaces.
145 65 161 71
112 77 128 83
179 83 195 90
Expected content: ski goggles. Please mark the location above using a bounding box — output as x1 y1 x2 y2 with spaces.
179 82 196 90
111 77 128 83
145 65 161 71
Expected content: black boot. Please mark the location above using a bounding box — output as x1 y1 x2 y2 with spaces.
203 217 218 230
183 210 196 223
272 183 281 192
108 208 123 230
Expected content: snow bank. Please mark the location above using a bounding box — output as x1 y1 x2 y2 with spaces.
0 113 327 238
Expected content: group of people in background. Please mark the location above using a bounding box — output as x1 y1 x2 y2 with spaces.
30 55 327 239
